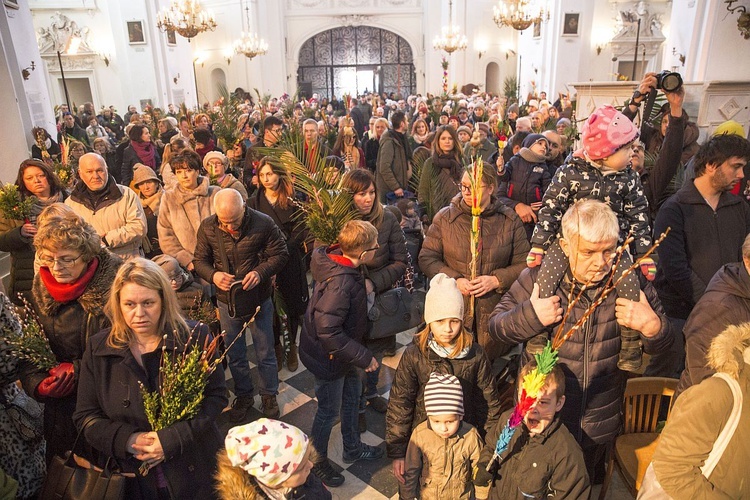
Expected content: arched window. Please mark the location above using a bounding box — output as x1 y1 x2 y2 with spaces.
486 62 500 95
210 68 227 103
298 26 416 98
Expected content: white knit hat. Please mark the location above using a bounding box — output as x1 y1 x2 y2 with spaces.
424 372 464 416
424 273 464 325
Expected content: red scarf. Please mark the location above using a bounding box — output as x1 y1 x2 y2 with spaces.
131 140 156 168
39 257 99 303
196 139 216 160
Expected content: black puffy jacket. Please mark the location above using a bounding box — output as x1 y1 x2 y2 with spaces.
385 340 501 459
299 246 373 380
193 206 288 305
488 267 673 447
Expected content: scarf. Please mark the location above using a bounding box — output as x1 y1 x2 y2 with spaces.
392 130 413 161
519 147 548 164
412 132 429 144
434 153 461 177
139 188 163 216
131 140 156 168
28 190 64 224
428 333 471 359
39 256 99 303
196 139 215 159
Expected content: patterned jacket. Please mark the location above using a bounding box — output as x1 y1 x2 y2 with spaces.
530 156 652 257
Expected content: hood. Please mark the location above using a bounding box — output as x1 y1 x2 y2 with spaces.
310 245 361 283
214 452 261 499
705 262 750 301
707 322 750 381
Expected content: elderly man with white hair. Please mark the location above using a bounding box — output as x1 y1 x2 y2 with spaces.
489 199 673 482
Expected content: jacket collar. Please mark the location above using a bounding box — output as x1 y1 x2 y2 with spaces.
70 175 122 211
676 179 742 208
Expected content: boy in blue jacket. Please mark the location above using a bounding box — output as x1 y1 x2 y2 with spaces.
299 220 384 488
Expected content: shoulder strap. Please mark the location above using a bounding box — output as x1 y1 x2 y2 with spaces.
701 372 743 479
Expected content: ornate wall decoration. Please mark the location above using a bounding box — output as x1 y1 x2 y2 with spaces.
36 11 93 54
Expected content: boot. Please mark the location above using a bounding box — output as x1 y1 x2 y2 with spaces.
287 344 299 372
617 327 643 372
275 343 284 372
525 334 549 356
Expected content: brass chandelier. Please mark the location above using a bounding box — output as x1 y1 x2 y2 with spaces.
233 0 268 60
493 0 549 31
156 0 217 41
433 0 467 54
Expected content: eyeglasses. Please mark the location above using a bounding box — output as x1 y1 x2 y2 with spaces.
459 183 488 193
359 244 380 259
39 254 83 268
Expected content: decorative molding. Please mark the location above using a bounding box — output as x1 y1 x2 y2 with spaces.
336 14 372 27
36 11 94 54
29 0 97 10
44 54 96 72
719 97 741 121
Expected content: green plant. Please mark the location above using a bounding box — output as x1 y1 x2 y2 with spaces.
503 76 518 101
208 84 243 151
0 184 35 222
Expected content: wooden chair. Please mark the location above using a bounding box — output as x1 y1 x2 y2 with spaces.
598 377 678 499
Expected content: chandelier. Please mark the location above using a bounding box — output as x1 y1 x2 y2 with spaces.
233 0 268 60
156 0 217 41
493 0 549 31
433 0 467 54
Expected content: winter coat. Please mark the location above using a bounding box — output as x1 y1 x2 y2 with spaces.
217 173 248 200
462 138 497 164
362 134 380 172
418 156 461 224
419 194 530 359
386 340 501 459
58 125 89 147
158 177 220 268
214 452 331 500
73 324 226 499
497 151 552 240
365 209 408 293
249 189 309 318
530 157 652 257
139 189 163 258
66 178 147 258
299 246 373 380
376 129 410 203
478 411 590 500
402 421 485 500
121 143 161 187
677 262 750 398
0 218 35 305
651 323 750 499
193 206 288 306
21 249 121 461
654 180 750 319
488 267 673 447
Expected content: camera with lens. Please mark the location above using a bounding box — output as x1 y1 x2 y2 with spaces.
655 70 683 92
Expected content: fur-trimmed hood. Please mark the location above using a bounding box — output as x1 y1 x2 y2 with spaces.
31 248 122 316
215 452 262 500
708 322 750 381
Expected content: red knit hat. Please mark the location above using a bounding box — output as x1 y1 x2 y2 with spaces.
581 105 639 160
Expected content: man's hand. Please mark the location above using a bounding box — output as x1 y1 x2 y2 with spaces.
467 275 500 297
213 272 235 292
242 271 261 290
514 203 538 224
529 284 564 327
615 290 661 338
394 188 404 198
636 72 658 97
393 458 406 484
456 278 472 296
365 357 379 373
664 86 685 118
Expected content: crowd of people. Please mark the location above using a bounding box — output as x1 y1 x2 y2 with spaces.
0 69 749 499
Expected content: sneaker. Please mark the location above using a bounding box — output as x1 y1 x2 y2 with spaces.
367 396 388 414
342 444 384 464
358 412 367 433
261 394 280 418
311 460 345 487
526 334 549 356
228 395 254 423
618 327 643 372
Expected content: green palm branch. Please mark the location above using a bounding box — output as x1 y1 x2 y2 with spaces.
208 84 242 151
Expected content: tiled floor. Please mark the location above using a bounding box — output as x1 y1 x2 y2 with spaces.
217 328 631 499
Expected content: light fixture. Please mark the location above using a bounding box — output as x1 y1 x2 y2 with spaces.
21 61 35 80
493 0 549 31
156 0 217 42
233 0 268 60
478 50 486 59
672 47 686 66
433 0 467 54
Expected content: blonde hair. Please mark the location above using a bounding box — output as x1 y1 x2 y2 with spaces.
414 323 474 359
338 220 378 255
106 258 189 349
35 209 101 263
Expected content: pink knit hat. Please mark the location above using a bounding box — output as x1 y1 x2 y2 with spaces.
581 105 639 160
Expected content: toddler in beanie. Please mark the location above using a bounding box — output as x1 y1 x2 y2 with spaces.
524 104 653 372
401 372 486 499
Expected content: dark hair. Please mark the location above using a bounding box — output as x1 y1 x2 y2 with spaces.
170 149 203 172
16 159 65 198
432 125 464 181
390 111 406 131
193 128 212 145
128 124 149 143
263 115 284 130
341 168 384 227
693 134 750 177
256 157 294 210
510 131 531 151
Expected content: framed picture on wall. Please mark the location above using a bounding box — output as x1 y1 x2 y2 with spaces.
166 29 177 46
562 13 580 36
127 20 146 45
533 20 541 39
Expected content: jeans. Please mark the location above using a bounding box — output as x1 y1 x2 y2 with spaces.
310 367 362 462
219 297 279 397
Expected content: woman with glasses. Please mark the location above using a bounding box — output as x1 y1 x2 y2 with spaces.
419 162 529 361
418 125 464 224
157 150 219 273
22 207 122 462
0 160 67 305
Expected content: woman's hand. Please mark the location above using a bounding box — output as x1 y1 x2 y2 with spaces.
20 223 37 238
130 431 165 463
393 458 406 484
467 275 500 297
456 278 472 296
126 432 153 455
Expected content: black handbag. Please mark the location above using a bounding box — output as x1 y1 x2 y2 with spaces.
367 287 426 340
40 417 127 500
217 228 261 319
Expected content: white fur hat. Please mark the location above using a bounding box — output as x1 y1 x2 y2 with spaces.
424 273 464 325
